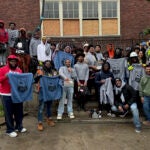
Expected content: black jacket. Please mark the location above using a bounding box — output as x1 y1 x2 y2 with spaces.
114 84 136 107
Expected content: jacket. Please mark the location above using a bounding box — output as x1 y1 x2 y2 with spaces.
0 55 22 95
114 84 137 107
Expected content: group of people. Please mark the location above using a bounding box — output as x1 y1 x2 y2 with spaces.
0 20 150 137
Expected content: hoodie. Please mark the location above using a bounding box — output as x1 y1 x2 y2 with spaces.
0 55 22 95
37 41 52 62
0 20 8 44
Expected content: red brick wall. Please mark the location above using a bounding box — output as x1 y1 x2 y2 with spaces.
0 0 40 31
121 0 150 39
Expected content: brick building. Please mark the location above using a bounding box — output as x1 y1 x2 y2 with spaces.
0 0 150 40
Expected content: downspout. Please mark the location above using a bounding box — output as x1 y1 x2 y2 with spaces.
35 0 45 32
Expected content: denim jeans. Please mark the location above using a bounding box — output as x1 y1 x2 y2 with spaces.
1 96 23 133
143 96 150 121
57 86 74 115
111 103 141 128
38 100 52 122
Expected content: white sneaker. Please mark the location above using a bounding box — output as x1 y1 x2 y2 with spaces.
7 132 18 138
57 114 62 120
68 112 75 119
107 113 116 118
20 128 27 133
15 128 27 133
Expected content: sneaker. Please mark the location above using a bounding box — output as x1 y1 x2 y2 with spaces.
107 113 116 118
143 121 150 126
20 128 27 133
98 111 102 118
46 118 55 127
68 112 75 119
135 127 141 133
37 123 44 131
15 128 27 133
57 114 62 120
119 110 129 118
7 132 18 138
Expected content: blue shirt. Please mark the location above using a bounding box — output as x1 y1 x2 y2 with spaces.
8 73 34 103
39 75 63 101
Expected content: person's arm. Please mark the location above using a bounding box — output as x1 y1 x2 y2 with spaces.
59 67 68 80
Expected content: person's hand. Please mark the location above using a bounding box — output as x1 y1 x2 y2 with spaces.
118 106 124 112
84 82 87 86
141 97 144 103
65 78 70 81
100 79 105 84
123 104 129 110
78 81 81 86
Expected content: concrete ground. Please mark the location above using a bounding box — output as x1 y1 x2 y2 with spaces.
0 110 150 150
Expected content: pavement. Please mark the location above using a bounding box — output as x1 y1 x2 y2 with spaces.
0 100 150 150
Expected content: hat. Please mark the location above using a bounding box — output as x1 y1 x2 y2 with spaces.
130 51 138 57
140 42 147 46
7 55 19 61
41 36 46 40
83 43 89 48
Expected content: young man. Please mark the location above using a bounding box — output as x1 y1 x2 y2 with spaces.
0 55 27 137
37 37 52 64
74 53 89 111
35 60 58 131
112 78 141 133
57 59 77 120
7 22 19 48
139 64 150 126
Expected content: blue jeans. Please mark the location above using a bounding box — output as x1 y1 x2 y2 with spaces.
111 103 141 128
38 100 52 122
1 96 23 133
57 86 74 115
143 96 150 121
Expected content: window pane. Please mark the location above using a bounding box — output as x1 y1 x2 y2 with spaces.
83 1 98 19
102 1 117 18
43 1 59 18
63 1 79 19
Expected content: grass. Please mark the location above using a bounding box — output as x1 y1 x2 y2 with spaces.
0 104 4 117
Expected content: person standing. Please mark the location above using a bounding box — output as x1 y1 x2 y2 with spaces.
37 37 52 65
14 28 30 72
7 22 19 52
139 64 150 126
57 59 77 120
34 60 58 131
0 55 27 137
0 20 8 66
74 53 89 111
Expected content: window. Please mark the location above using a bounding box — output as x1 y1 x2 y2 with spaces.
63 1 79 19
43 1 59 18
102 1 117 18
82 1 98 19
